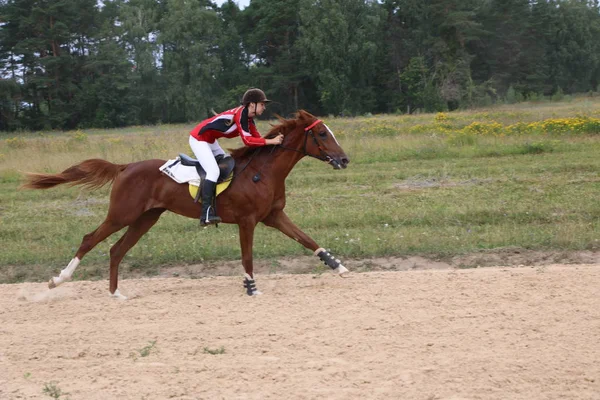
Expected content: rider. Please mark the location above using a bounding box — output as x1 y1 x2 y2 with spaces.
189 88 284 225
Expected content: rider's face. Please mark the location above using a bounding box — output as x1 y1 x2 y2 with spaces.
249 102 266 117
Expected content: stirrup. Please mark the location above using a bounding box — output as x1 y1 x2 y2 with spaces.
200 206 222 226
201 216 222 225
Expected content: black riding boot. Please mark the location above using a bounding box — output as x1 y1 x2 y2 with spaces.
200 179 222 225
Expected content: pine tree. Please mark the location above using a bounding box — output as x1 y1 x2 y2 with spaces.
237 0 309 116
297 0 383 115
158 0 222 122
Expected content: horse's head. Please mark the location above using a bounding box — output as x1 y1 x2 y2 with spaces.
273 110 350 169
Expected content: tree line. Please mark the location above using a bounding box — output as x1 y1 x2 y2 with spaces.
1 0 600 131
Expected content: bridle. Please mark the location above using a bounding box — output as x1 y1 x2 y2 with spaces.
278 119 339 167
237 119 339 182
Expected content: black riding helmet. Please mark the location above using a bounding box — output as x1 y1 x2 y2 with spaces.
241 88 271 105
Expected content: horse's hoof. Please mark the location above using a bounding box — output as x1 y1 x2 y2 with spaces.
48 278 57 289
250 290 263 296
110 289 127 300
335 265 350 277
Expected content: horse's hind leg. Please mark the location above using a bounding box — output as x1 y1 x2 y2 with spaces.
49 220 125 288
107 208 166 299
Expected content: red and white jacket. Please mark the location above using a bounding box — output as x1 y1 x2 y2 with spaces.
190 106 266 147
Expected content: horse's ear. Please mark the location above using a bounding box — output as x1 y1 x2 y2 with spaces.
296 109 315 121
268 113 286 132
266 113 292 138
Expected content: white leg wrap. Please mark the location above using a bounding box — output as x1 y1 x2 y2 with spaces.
110 289 127 300
314 248 350 276
50 257 80 287
335 265 350 276
314 247 326 255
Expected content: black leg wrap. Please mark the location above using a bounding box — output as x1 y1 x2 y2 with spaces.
317 249 342 270
243 276 257 296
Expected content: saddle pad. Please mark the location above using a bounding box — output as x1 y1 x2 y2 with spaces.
159 158 200 186
188 172 233 199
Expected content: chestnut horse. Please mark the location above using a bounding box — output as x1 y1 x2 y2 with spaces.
21 110 350 298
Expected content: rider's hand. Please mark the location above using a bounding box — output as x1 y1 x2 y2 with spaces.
266 133 284 145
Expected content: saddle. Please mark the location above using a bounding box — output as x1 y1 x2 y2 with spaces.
178 153 235 184
159 154 235 201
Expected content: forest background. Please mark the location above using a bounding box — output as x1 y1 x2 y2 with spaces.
2 0 600 132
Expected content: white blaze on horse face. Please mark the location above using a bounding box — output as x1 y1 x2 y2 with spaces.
324 124 341 146
51 257 80 286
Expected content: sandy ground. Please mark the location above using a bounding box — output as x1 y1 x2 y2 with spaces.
1 264 599 400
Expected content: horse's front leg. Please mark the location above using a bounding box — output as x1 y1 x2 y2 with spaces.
262 210 349 276
238 218 262 296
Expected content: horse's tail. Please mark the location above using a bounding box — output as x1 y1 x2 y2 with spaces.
20 159 129 190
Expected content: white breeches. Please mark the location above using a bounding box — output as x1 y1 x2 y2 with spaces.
189 136 226 182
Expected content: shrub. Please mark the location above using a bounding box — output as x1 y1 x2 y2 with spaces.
5 137 26 148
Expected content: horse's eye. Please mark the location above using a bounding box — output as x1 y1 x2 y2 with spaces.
319 131 327 139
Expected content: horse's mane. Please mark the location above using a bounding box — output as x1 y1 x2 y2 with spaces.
229 110 316 160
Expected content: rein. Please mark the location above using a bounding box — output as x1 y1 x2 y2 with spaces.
234 144 276 183
236 119 332 183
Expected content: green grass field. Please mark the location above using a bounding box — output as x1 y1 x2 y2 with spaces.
2 97 600 283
